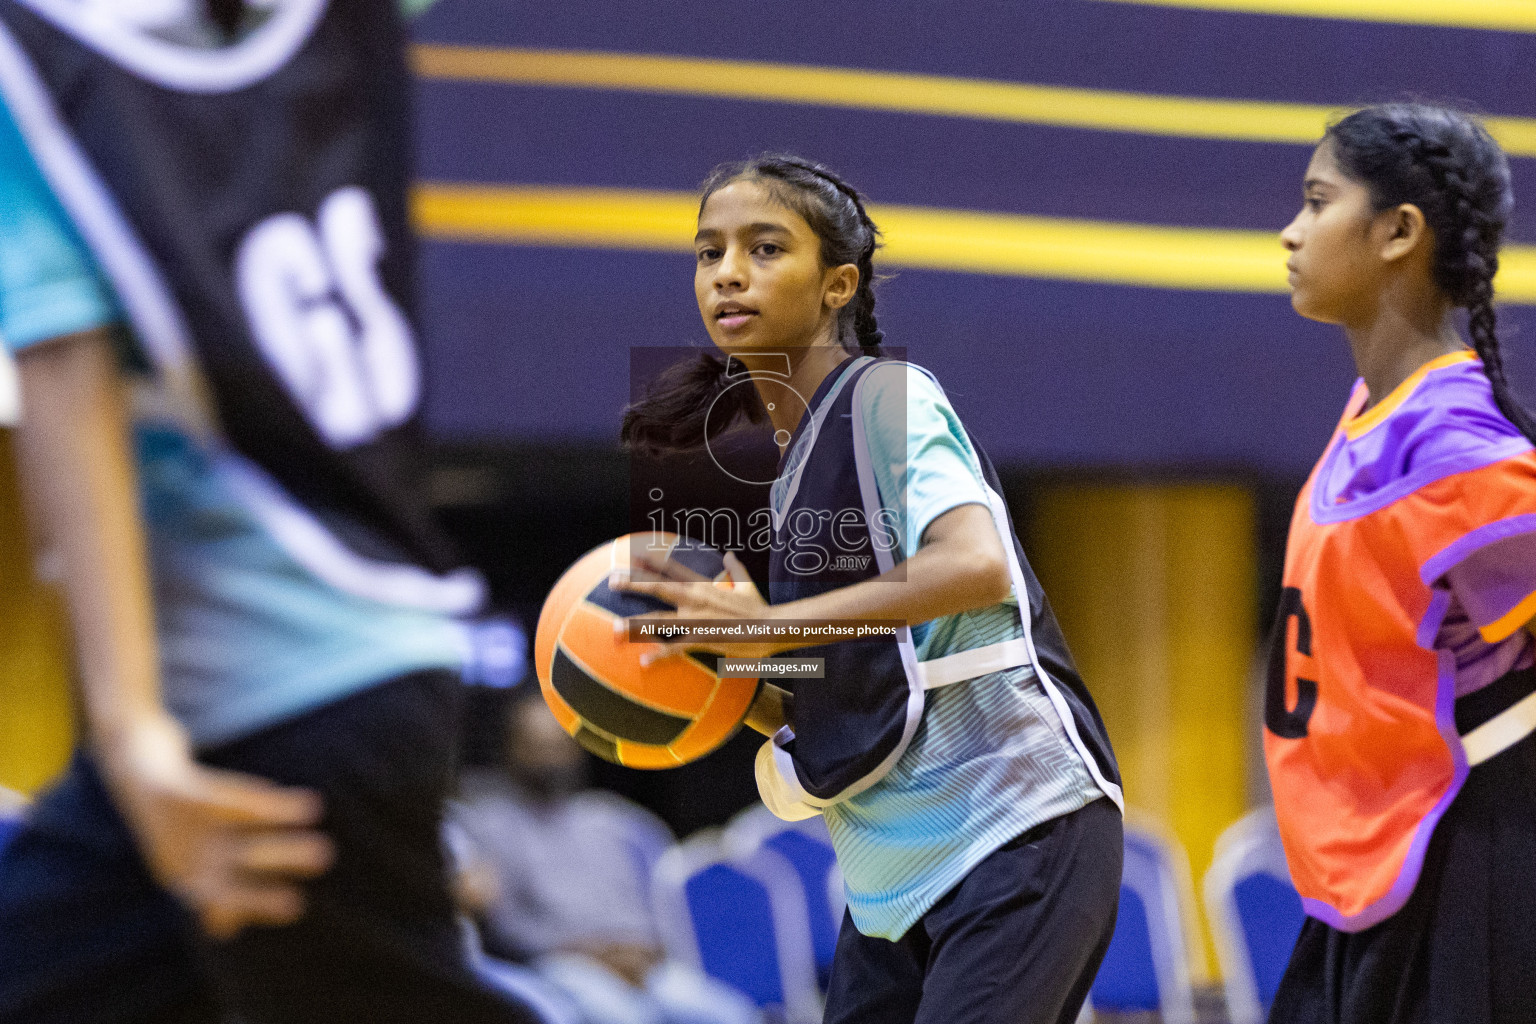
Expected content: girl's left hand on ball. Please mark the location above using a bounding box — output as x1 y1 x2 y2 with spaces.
610 551 776 663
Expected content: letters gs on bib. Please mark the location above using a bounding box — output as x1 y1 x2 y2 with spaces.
236 187 419 449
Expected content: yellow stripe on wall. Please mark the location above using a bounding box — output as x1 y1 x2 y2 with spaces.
413 182 1536 302
410 45 1536 157
1092 0 1536 33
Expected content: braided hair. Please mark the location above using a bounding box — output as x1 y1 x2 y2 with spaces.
1326 103 1536 443
622 154 884 453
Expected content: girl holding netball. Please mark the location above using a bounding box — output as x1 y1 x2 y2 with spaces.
617 156 1123 1024
1267 104 1536 1022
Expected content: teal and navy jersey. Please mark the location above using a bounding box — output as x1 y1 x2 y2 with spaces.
771 358 1105 941
0 92 466 747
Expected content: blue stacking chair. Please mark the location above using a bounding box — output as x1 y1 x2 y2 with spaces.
1204 806 1306 1024
1090 820 1198 1024
724 805 842 987
0 815 20 855
651 833 821 1024
457 919 584 1024
0 786 27 858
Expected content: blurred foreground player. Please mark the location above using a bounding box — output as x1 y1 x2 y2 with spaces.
0 0 535 1021
1268 104 1536 1023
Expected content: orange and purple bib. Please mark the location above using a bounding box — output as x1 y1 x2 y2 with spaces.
1267 351 1536 931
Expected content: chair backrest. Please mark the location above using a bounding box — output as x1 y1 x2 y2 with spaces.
0 816 20 857
651 832 821 1024
459 918 584 1024
0 344 18 426
0 786 27 858
1090 822 1198 1024
1204 806 1306 1024
724 805 842 983
578 790 675 905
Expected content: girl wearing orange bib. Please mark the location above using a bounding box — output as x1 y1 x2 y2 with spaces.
1269 104 1536 1024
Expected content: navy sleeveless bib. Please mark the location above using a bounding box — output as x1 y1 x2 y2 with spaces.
764 356 1122 810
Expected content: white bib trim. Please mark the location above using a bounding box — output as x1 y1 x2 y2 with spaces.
17 0 327 93
771 355 872 535
916 637 1031 690
1462 687 1536 767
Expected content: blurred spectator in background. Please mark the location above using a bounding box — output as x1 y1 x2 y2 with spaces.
453 688 762 1024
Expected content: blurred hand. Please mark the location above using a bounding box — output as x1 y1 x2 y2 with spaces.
100 713 335 939
452 855 501 916
581 941 663 988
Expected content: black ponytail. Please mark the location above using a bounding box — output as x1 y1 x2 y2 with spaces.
1326 104 1536 443
622 154 884 453
619 352 767 454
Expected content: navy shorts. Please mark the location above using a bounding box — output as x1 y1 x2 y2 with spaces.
0 670 536 1024
824 796 1123 1024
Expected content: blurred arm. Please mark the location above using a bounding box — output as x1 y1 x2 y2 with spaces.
14 329 333 938
15 329 161 744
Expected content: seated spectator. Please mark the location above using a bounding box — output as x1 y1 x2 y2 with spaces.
452 689 760 1024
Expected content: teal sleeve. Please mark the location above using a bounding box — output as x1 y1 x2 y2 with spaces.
857 362 991 561
0 99 120 351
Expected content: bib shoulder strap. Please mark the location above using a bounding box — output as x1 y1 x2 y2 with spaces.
916 637 1031 689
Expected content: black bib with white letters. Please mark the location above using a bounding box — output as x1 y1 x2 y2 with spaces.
0 0 461 574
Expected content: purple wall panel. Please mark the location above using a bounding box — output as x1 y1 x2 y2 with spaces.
419 242 1536 475
413 0 1536 113
410 0 1536 472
